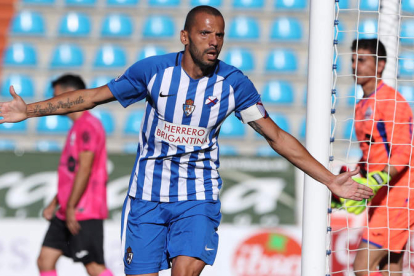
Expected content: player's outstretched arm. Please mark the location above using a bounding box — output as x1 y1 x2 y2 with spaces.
248 116 374 200
0 85 115 123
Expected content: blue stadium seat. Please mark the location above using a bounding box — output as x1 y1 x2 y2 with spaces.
0 140 16 151
223 48 254 72
399 52 414 77
0 121 27 133
275 0 307 10
191 0 222 7
255 112 289 139
124 110 145 135
65 0 96 6
337 0 349 9
37 116 72 134
90 76 113 88
228 17 260 40
59 12 91 37
270 17 303 41
90 109 115 135
1 75 34 99
402 0 414 13
124 142 138 153
347 85 364 106
101 14 133 38
43 76 59 98
22 0 55 4
107 0 138 5
265 49 298 72
3 43 37 66
343 119 356 140
148 0 180 6
360 0 378 11
137 45 168 60
399 85 414 105
94 45 127 68
143 16 175 38
220 115 245 138
50 44 84 68
233 0 264 8
357 19 378 39
219 145 238 156
261 81 294 105
36 140 62 152
400 20 414 45
10 11 45 36
256 146 279 157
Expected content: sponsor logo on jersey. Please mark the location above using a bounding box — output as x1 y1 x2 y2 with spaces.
155 121 209 146
183 99 195 116
205 96 218 107
68 156 76 172
232 231 301 276
365 106 373 119
126 247 133 264
159 91 176 97
205 245 215 251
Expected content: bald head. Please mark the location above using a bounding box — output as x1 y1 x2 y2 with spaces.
184 5 224 32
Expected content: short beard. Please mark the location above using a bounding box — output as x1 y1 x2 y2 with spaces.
188 36 216 72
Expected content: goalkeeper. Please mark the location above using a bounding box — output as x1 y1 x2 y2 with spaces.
333 39 414 276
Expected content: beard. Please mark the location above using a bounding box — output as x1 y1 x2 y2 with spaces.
188 37 218 70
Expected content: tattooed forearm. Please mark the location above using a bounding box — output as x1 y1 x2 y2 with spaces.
248 121 274 142
28 96 85 116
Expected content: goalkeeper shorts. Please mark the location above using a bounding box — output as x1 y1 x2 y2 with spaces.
362 187 414 252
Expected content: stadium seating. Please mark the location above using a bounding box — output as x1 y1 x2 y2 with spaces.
36 116 72 134
94 45 127 68
22 0 55 4
0 140 16 151
107 0 138 6
0 121 27 132
274 0 307 10
270 17 303 41
233 0 264 9
357 19 378 39
219 145 238 156
59 12 91 37
261 80 294 105
65 0 96 6
347 85 364 106
402 0 414 13
101 14 133 38
50 44 84 68
256 113 289 139
143 15 175 38
1 74 34 99
90 109 115 135
399 52 414 77
90 76 113 88
3 43 37 66
124 110 145 135
400 20 414 45
256 146 279 157
137 45 168 60
10 11 45 36
223 48 255 72
343 119 356 140
148 0 180 6
265 49 298 72
36 140 62 152
359 0 379 11
228 17 260 40
219 115 245 138
399 85 414 104
191 0 222 7
337 0 349 9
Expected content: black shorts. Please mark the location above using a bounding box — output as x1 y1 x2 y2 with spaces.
42 216 105 265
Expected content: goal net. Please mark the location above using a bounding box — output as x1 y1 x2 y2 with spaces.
328 0 414 275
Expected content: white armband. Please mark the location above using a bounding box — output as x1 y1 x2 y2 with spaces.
239 102 267 123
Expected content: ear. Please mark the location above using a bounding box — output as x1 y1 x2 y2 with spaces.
377 59 386 76
180 30 189 46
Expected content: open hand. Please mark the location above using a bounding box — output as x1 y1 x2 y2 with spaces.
329 167 374 201
0 86 28 124
66 207 81 235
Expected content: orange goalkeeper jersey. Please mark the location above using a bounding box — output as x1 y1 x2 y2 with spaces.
355 81 413 189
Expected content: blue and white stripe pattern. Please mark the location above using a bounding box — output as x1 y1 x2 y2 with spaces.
108 52 261 202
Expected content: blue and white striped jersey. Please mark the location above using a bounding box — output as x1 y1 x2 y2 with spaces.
108 52 264 202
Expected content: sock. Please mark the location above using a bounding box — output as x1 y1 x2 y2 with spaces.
98 269 114 276
40 271 57 276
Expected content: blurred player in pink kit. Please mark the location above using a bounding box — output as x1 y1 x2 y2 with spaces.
37 75 114 276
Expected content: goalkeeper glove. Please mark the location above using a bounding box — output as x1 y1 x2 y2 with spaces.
340 171 390 215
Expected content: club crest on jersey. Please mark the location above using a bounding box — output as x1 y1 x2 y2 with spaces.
183 99 195 116
125 247 133 264
205 96 218 107
365 106 373 119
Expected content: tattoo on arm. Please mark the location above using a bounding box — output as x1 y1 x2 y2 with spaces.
28 96 85 116
248 121 274 142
